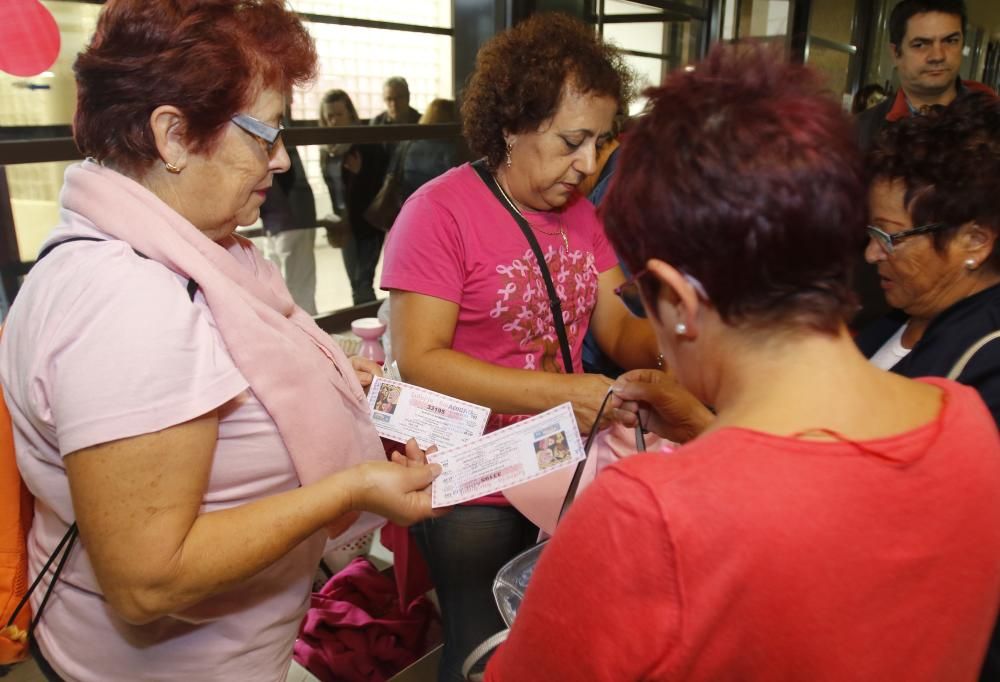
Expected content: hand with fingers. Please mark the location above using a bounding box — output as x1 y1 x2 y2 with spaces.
564 373 620 434
351 438 449 526
611 368 714 444
350 355 383 393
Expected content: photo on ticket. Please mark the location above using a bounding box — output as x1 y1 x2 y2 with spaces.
373 383 401 416
533 428 571 470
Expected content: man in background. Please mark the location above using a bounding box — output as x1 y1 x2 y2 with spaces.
856 0 993 151
371 77 421 127
853 0 995 329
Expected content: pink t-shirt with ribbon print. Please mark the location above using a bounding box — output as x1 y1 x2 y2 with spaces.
380 163 618 504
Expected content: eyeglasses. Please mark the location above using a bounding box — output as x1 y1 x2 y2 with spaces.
230 113 284 156
614 268 709 318
866 222 949 255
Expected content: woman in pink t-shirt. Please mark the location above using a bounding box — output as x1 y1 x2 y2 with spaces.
380 14 667 682
485 44 1000 682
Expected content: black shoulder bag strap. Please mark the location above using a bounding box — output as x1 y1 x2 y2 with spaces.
7 236 199 639
471 159 574 374
471 159 596 523
36 237 200 301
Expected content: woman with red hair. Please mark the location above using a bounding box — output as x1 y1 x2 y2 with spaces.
0 1 442 679
485 44 1000 681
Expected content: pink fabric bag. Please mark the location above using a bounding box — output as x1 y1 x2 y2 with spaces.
504 422 674 535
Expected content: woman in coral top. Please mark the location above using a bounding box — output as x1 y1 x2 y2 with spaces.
485 44 1000 682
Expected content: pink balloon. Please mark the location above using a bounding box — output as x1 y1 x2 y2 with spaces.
0 0 61 78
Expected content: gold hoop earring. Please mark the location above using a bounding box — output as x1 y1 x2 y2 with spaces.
165 161 182 174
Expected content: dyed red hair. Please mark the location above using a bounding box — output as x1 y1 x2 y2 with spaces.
73 0 317 175
603 43 866 333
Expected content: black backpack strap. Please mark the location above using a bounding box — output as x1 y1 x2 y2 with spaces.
36 237 200 302
471 159 574 374
4 523 78 636
35 236 106 262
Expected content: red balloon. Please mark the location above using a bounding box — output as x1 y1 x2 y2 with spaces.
0 0 61 78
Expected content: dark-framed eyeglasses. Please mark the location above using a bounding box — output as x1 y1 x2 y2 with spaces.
614 268 709 319
614 268 653 318
866 222 949 255
230 113 284 155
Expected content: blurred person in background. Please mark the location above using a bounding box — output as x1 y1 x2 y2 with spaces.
319 89 390 304
371 76 421 162
851 83 888 114
399 98 466 200
261 131 319 315
371 76 421 127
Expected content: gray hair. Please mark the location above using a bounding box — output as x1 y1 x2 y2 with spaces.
383 76 410 95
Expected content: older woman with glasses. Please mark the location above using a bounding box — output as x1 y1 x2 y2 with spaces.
856 92 1000 424
0 2 442 679
855 91 1000 681
484 44 1000 681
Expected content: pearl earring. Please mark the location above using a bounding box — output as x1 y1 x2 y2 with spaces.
675 322 687 335
505 142 513 169
965 258 977 271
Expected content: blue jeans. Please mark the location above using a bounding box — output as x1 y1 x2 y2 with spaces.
411 505 538 682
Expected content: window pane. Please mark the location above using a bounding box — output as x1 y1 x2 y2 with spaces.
737 0 791 39
294 22 453 122
602 0 662 14
289 0 451 28
603 0 706 9
5 161 71 259
666 19 705 67
604 18 703 112
807 43 853 101
621 55 664 114
604 21 666 55
808 0 857 46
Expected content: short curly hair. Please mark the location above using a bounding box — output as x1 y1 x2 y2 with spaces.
74 0 317 177
461 12 633 170
868 92 1000 271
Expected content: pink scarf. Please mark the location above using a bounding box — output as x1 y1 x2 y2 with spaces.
59 160 384 486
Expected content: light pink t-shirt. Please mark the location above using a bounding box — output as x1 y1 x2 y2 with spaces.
380 163 617 505
381 163 617 374
0 221 326 681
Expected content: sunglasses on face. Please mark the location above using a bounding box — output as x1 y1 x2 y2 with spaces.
230 113 285 156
